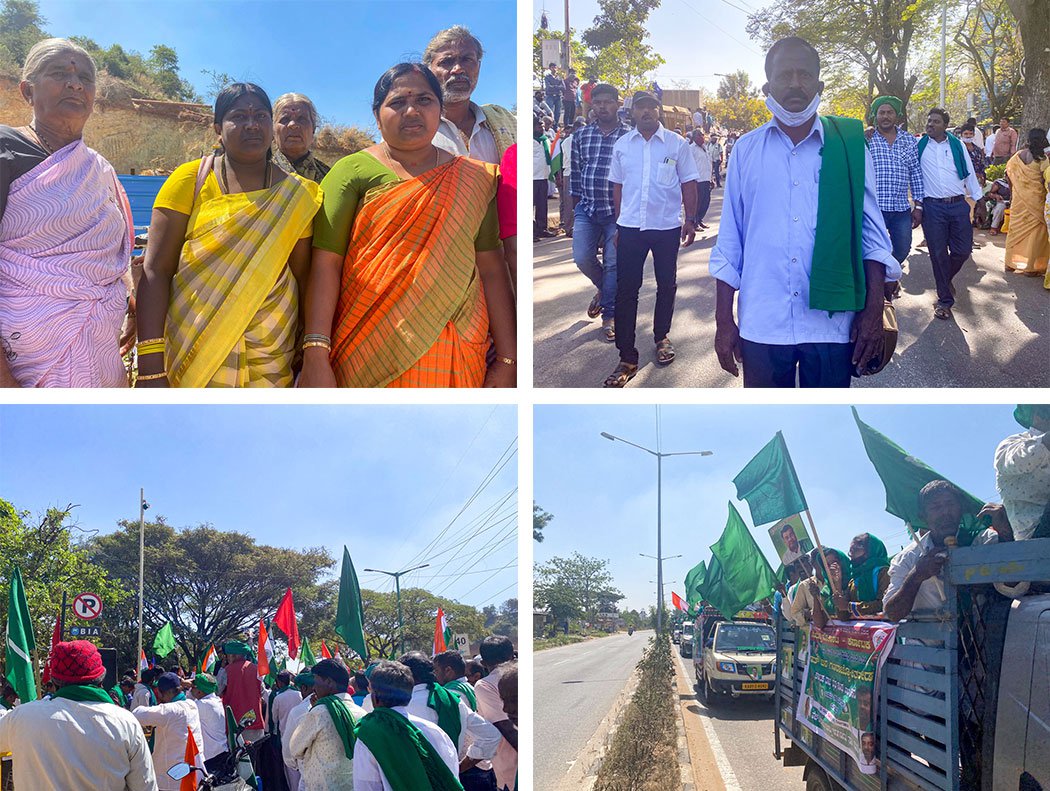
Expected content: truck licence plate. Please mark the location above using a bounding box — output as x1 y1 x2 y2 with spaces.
741 682 769 690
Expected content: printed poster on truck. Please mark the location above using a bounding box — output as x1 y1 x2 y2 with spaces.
797 620 897 775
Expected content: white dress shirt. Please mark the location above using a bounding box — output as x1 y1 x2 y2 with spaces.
270 687 303 736
533 138 550 180
984 131 997 158
609 123 699 230
884 529 998 615
130 683 153 710
709 117 901 345
132 698 204 791
995 429 1050 540
289 693 366 791
434 103 500 164
406 684 501 762
919 136 983 200
690 142 712 183
193 693 227 761
0 697 157 791
352 706 459 791
474 665 516 791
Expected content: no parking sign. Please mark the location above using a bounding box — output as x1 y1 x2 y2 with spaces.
72 592 103 620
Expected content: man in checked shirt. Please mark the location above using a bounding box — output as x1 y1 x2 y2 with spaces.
868 95 924 269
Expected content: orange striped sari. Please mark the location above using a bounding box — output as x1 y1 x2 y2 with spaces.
330 157 498 388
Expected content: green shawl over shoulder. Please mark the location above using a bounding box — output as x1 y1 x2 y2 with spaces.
427 683 462 746
918 133 969 181
444 679 477 711
313 694 358 760
356 707 464 791
811 116 868 314
51 684 117 705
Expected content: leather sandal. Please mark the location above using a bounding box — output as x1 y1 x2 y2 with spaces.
934 305 952 320
603 362 638 388
587 291 602 319
656 338 676 365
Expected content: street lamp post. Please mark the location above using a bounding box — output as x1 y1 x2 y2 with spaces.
363 564 430 656
601 432 712 634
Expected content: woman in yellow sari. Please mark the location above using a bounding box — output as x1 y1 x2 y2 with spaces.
1004 128 1050 278
298 63 515 388
136 83 322 387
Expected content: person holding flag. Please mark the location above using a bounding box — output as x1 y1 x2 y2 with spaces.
220 640 264 742
132 672 204 791
190 672 228 774
0 640 157 790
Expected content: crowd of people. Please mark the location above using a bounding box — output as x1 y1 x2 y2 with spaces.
0 635 519 791
0 27 517 388
537 37 1048 389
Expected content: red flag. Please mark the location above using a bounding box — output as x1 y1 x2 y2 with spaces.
180 725 199 791
41 615 61 685
274 588 301 659
320 639 332 659
671 591 686 612
257 619 272 678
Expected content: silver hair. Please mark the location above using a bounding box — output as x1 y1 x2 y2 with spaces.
273 92 319 131
21 37 96 84
423 25 484 65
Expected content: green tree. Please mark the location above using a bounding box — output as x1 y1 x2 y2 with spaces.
533 504 553 542
533 27 591 80
955 0 1024 121
717 70 758 100
147 44 197 102
0 0 47 69
581 0 665 91
354 587 488 660
534 553 623 635
709 95 770 132
1006 0 1050 132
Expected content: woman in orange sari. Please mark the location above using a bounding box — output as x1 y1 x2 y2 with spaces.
1004 128 1050 277
299 63 515 388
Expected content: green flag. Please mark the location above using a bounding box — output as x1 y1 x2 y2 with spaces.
6 566 36 703
709 502 778 616
153 623 176 657
852 407 985 541
335 546 368 661
696 555 746 620
300 637 317 669
684 561 707 607
733 431 809 525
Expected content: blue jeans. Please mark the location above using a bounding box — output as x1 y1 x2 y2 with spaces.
545 93 562 123
921 198 972 307
882 209 913 264
572 207 617 320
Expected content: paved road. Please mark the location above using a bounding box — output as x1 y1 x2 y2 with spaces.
674 650 805 790
533 631 651 790
534 190 1049 388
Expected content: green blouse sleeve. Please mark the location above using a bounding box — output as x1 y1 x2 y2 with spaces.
474 195 500 252
312 152 397 256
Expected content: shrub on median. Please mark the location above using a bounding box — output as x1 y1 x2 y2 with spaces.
594 634 680 791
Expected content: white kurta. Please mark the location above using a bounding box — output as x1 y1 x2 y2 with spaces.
270 687 303 736
132 698 204 791
995 429 1050 540
351 705 459 791
130 683 153 710
406 684 500 762
194 693 227 760
289 692 366 791
0 697 157 791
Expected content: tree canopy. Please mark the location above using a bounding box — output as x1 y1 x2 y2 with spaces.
580 0 665 92
534 553 623 633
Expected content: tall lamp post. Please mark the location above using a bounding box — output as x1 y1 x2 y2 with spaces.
363 564 430 656
601 432 712 634
137 490 150 674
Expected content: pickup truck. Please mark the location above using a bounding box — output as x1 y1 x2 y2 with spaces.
693 607 777 705
773 537 1050 791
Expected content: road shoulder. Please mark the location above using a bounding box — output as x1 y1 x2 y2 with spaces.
674 650 727 791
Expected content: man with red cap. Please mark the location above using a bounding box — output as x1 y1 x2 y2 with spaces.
132 672 204 791
0 640 156 790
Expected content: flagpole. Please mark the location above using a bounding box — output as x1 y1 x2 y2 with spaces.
137 488 145 678
802 509 841 597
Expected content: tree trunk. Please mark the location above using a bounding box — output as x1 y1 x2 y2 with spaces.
1008 0 1050 132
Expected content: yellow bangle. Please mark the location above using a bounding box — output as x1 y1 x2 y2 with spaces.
136 371 167 382
302 340 332 351
495 356 516 366
136 338 166 356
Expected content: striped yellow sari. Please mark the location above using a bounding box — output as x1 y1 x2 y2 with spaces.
166 174 322 387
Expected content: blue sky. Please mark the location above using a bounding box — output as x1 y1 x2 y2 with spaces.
0 405 517 609
534 404 1024 612
40 0 516 129
534 0 766 96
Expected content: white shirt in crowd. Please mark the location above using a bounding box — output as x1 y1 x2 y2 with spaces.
406 683 501 763
352 705 459 791
132 698 204 791
533 138 551 180
692 111 704 128
919 136 983 200
884 529 999 614
609 123 699 230
984 131 997 158
0 697 157 791
970 126 984 148
193 693 227 761
690 142 712 183
995 428 1050 540
130 683 153 711
561 132 574 178
270 687 303 736
433 103 500 165
474 665 516 791
290 692 366 791
281 694 314 791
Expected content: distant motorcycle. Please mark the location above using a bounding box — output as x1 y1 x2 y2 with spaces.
627 626 635 636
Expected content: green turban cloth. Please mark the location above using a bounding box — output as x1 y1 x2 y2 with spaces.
193 673 217 694
223 640 252 657
869 95 903 122
295 673 315 686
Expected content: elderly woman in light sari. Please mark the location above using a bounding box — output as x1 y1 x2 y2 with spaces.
0 38 133 387
136 83 322 387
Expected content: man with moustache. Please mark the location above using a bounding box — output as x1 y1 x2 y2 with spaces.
709 36 900 388
425 26 515 165
867 96 924 265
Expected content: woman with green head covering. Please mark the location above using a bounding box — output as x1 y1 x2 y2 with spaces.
806 548 851 629
846 533 891 617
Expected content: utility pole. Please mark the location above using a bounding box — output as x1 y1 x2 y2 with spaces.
363 564 430 656
564 0 571 69
939 0 947 107
137 489 146 673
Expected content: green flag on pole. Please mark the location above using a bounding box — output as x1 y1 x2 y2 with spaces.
6 566 36 703
696 555 747 620
709 502 778 614
852 407 986 542
335 546 368 661
733 431 809 525
684 561 707 607
153 623 176 657
300 637 317 669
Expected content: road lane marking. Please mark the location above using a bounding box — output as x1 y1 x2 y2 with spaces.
676 653 741 791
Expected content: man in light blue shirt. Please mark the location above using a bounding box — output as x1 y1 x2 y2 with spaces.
709 37 901 388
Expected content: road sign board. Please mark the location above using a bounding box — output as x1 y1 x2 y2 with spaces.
69 625 101 638
72 592 103 620
452 633 470 654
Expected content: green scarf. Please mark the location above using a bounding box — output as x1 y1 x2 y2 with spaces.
0 698 12 710
51 684 117 704
849 534 890 602
355 707 464 791
444 679 477 711
534 132 551 166
918 133 969 181
811 116 867 314
817 548 852 615
426 683 462 747
170 692 187 702
312 694 358 760
1014 404 1042 429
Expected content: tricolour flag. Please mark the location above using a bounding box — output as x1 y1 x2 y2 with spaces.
257 619 274 679
733 431 809 526
6 567 36 703
671 591 687 612
274 587 300 659
200 645 217 674
41 614 61 686
335 546 368 661
550 134 565 176
180 725 199 791
433 608 452 654
320 639 332 659
140 649 149 671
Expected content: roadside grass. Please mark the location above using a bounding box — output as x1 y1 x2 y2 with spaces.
534 628 617 651
594 635 680 791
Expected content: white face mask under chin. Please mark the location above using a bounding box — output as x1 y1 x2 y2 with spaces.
765 93 822 128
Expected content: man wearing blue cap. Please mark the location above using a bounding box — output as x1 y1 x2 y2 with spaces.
132 672 204 791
